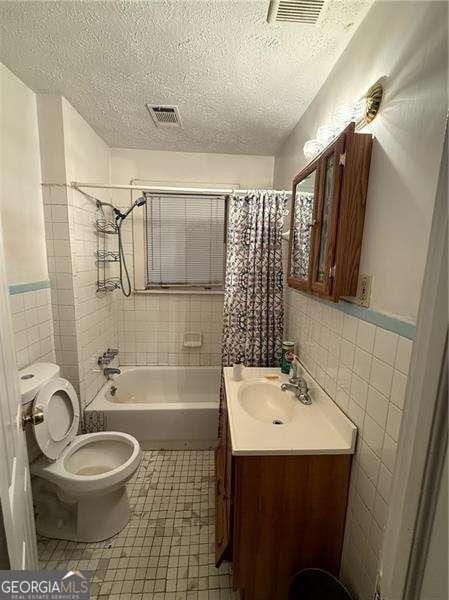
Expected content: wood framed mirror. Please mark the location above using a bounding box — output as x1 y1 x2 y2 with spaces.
309 134 344 297
287 160 321 291
287 123 373 301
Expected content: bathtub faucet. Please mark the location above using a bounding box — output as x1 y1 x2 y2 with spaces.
103 367 121 380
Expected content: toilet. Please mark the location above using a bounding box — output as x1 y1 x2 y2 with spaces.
19 362 141 543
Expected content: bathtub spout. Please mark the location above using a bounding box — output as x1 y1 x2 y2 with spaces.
104 367 121 380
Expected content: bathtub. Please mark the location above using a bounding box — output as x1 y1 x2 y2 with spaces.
86 366 220 449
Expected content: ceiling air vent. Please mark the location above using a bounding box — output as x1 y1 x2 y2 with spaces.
267 0 325 24
146 105 182 128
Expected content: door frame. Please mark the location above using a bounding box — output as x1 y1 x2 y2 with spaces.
380 123 448 599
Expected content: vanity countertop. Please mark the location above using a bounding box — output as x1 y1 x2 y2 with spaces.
223 364 357 456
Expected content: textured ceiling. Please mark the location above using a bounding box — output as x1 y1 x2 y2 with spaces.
0 1 373 155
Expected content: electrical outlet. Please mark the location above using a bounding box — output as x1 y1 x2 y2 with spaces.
358 273 372 307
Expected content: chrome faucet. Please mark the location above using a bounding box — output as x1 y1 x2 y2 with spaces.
289 356 301 384
103 367 121 380
281 379 312 405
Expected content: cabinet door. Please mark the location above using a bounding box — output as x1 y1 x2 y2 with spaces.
310 137 344 296
287 163 320 291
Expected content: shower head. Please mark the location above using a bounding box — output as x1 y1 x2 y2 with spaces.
117 194 147 221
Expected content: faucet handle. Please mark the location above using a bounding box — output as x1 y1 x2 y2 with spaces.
289 355 301 383
98 353 112 366
105 348 119 357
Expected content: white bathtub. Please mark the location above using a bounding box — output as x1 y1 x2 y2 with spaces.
86 366 220 449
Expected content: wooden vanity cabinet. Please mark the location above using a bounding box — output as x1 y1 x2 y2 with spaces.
287 122 373 301
215 390 352 600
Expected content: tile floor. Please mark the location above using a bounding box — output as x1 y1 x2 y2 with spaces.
38 450 238 600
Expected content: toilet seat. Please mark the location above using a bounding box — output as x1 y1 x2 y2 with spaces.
33 378 80 460
31 431 141 495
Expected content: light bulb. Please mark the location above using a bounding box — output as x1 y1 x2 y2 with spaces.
352 98 366 122
334 103 354 129
316 123 337 146
303 139 324 160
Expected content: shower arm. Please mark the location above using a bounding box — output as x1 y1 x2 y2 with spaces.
96 197 146 222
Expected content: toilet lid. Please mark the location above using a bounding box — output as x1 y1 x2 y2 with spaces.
33 378 80 460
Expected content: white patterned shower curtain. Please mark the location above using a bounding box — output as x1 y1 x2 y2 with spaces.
221 190 288 367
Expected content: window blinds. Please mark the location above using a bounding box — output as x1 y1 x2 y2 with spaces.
145 195 225 288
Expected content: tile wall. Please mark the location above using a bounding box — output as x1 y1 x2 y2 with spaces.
118 293 223 367
10 288 55 370
43 184 118 408
43 185 80 393
285 288 413 600
68 187 118 407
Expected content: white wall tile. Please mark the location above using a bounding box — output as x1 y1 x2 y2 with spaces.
354 347 372 382
357 441 381 486
350 373 369 409
366 386 389 429
347 399 365 430
23 291 37 309
386 403 403 442
12 312 26 333
381 433 398 473
337 364 352 392
363 415 384 458
395 337 413 374
370 358 393 397
11 288 56 370
119 293 224 368
377 464 393 503
285 288 413 600
373 328 399 365
356 466 376 511
9 294 24 314
390 370 407 410
373 492 388 531
342 314 358 342
356 321 376 353
340 339 355 368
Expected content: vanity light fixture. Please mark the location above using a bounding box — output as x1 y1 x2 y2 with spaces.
302 78 384 160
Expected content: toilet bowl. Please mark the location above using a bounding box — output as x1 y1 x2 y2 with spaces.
19 362 141 542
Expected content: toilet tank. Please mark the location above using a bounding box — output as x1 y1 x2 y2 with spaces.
19 362 60 462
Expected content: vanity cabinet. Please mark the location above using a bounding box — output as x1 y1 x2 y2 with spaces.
287 122 373 300
215 390 352 600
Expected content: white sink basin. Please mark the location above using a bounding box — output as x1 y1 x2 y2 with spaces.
223 366 357 456
238 381 297 424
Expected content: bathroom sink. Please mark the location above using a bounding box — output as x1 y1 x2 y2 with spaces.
238 381 297 424
224 366 357 455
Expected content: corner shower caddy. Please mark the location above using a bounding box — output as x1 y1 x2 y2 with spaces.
95 201 121 293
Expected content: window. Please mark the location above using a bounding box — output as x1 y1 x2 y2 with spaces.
144 194 226 289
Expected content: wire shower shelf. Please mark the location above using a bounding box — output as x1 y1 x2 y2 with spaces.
95 205 119 293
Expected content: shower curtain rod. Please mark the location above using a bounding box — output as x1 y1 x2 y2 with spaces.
71 181 291 196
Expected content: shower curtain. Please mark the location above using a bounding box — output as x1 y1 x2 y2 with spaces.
221 190 288 367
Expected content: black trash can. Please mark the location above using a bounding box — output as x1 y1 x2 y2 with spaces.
289 568 353 600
